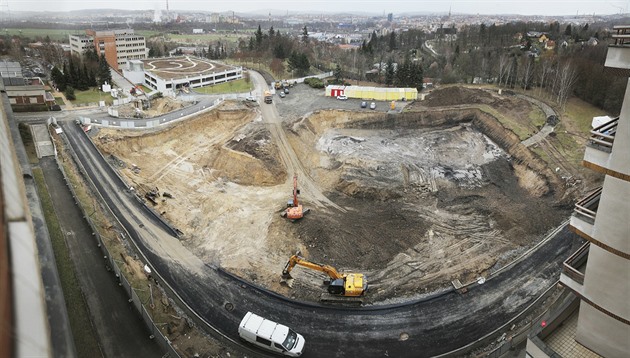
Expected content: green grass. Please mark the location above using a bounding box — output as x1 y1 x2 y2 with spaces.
32 168 101 358
135 30 159 38
552 123 587 167
563 96 607 133
2 28 79 42
529 107 547 129
17 123 39 164
139 85 152 94
194 78 253 94
3 28 158 43
70 88 113 106
165 33 242 45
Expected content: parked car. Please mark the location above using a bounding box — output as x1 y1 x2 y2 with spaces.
360 101 367 108
337 95 348 100
245 95 256 102
284 87 290 94
279 91 286 98
370 102 376 110
238 312 305 357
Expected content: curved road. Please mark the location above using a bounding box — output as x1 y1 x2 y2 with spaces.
59 76 579 357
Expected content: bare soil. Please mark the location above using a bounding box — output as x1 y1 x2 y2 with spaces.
116 96 189 119
93 86 582 304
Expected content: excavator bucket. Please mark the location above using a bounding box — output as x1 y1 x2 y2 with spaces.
280 275 295 288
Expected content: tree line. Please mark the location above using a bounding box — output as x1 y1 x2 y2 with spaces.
50 49 112 100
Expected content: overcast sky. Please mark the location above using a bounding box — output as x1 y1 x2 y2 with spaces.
5 0 630 16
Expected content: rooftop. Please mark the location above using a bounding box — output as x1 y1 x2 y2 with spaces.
142 56 235 81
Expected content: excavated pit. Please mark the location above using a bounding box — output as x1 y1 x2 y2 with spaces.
93 88 572 304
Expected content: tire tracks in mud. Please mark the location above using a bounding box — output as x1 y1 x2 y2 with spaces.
251 71 346 214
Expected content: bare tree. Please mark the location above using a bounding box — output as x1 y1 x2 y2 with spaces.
537 57 554 96
520 56 535 90
497 53 510 87
555 60 579 112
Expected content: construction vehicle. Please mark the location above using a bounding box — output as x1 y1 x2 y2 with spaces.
281 252 367 304
281 174 310 221
264 90 273 104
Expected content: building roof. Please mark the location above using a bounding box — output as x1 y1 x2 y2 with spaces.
141 56 236 81
0 61 23 79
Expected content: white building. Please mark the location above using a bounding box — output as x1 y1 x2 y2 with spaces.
123 57 243 97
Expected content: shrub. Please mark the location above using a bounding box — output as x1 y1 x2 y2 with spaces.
304 77 325 89
65 86 76 101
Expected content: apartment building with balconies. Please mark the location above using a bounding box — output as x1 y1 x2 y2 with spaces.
526 25 630 358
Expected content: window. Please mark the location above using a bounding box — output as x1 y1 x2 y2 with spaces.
29 97 39 104
255 336 271 346
8 98 16 104
274 343 286 351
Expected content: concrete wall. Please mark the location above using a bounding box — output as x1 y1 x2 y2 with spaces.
593 175 630 254
609 79 630 177
582 244 629 319
576 302 630 357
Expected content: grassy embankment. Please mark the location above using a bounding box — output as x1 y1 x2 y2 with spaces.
70 89 114 106
195 78 254 94
18 124 101 357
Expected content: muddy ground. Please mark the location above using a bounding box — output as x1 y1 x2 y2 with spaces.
93 85 586 304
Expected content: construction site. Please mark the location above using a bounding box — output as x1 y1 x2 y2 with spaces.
91 84 595 304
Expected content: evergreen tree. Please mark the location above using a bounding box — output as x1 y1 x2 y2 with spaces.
288 51 310 77
51 66 66 91
64 86 76 100
564 24 572 37
77 63 89 90
333 63 343 84
388 31 397 51
88 68 97 87
255 25 263 48
395 61 408 87
269 26 275 37
301 26 309 44
385 57 395 86
97 54 112 86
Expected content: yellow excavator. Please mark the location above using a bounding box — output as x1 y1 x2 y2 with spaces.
281 252 367 303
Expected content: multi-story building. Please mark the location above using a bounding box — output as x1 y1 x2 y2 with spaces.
526 25 630 358
0 61 54 111
68 29 149 71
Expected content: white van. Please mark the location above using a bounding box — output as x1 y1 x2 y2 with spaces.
238 312 305 357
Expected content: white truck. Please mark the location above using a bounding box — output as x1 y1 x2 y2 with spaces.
238 312 305 356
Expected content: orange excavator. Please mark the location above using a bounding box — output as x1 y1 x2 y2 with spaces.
281 174 310 221
281 252 367 303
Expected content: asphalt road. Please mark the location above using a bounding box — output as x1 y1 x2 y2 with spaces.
39 157 163 358
58 86 583 358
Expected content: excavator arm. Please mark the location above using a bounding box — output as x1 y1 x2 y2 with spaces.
282 254 343 280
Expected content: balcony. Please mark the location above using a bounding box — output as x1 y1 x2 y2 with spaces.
560 243 589 298
583 117 620 175
604 25 630 76
587 117 618 153
561 242 589 286
570 187 601 238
